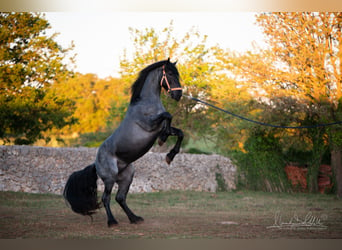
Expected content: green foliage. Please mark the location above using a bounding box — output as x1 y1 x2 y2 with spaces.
0 13 74 87
284 147 314 166
69 131 113 147
233 129 291 192
0 13 76 144
106 98 128 129
0 87 77 144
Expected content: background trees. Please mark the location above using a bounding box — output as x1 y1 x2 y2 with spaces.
49 74 127 146
0 12 76 144
232 12 342 195
51 74 126 134
2 12 341 195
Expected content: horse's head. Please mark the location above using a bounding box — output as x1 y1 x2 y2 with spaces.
161 59 182 101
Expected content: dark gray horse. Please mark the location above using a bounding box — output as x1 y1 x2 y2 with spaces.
63 59 183 226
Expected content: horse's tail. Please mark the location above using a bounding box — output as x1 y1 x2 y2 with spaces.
63 163 101 216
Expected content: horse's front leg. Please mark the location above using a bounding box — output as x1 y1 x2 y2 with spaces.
158 126 169 146
159 127 184 164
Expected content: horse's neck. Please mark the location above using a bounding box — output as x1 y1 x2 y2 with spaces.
139 70 161 103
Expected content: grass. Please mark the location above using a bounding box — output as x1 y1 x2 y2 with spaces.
1 190 342 239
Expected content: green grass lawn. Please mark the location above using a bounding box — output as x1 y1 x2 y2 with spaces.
1 190 342 239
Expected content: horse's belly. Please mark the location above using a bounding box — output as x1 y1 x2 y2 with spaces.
116 131 159 163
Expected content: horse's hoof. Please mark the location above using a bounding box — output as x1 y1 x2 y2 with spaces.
166 155 171 165
108 220 119 227
130 216 144 224
158 138 164 146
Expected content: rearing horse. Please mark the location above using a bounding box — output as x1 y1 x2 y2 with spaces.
63 59 183 226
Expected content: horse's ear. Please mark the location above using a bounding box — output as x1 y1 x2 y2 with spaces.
167 57 170 62
173 60 178 66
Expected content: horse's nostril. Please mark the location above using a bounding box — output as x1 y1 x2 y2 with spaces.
172 91 182 101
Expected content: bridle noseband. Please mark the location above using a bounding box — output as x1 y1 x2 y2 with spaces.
160 65 182 92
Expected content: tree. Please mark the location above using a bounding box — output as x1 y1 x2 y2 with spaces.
235 12 342 194
119 22 256 156
119 22 223 146
0 12 76 144
51 73 127 135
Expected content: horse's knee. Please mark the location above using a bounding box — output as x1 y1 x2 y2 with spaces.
178 129 184 139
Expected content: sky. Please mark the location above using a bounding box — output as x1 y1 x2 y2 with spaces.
44 12 266 78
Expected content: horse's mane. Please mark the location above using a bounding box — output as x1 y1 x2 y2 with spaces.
130 59 178 104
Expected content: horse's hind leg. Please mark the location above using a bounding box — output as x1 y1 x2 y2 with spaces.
116 164 144 224
96 154 119 227
102 179 118 227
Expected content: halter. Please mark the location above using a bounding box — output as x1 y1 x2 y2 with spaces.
160 65 182 92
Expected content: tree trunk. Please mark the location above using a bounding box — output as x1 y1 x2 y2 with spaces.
331 148 342 198
307 129 324 193
307 163 319 193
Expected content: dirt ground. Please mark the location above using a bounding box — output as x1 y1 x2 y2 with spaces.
1 191 342 239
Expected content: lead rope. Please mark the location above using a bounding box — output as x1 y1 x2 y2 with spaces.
183 94 342 129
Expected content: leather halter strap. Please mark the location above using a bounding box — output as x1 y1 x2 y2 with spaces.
160 65 182 92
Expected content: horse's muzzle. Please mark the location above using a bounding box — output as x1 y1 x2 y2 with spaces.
171 90 182 101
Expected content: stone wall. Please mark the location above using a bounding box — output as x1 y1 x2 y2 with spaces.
0 146 236 195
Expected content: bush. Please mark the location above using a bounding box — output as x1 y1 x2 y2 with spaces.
233 130 291 192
